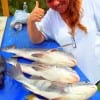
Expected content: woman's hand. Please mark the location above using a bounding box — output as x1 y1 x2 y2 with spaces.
28 1 45 22
27 1 45 44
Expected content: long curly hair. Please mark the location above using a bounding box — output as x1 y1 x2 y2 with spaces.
66 0 87 36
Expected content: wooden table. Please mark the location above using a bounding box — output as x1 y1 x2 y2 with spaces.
0 16 7 47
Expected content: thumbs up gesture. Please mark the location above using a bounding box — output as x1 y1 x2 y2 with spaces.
29 1 45 22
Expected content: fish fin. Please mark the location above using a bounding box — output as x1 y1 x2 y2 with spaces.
47 49 58 53
30 76 45 80
52 97 63 100
31 53 44 58
32 63 51 71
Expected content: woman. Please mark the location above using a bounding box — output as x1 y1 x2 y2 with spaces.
27 0 100 83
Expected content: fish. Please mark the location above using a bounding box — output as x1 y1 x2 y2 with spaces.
7 63 97 100
0 55 6 89
7 58 80 84
1 47 77 67
31 49 77 67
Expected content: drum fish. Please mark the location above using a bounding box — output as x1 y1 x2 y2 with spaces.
2 47 77 67
7 58 80 84
7 63 97 100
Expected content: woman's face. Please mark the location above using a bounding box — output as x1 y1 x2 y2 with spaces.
46 0 69 14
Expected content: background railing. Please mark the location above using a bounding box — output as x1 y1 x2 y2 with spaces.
1 0 9 16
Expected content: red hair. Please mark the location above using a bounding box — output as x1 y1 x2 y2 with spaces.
66 0 87 36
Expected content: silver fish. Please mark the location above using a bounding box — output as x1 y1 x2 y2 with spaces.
7 58 80 84
7 63 97 100
2 47 77 67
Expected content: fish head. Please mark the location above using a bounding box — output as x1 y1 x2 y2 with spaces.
64 82 97 100
46 50 77 67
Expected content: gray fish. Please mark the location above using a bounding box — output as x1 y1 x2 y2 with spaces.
7 58 80 84
7 63 97 100
2 47 77 67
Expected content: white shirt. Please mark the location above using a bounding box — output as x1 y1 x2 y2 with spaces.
36 0 100 83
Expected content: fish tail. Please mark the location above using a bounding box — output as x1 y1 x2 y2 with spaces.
7 63 37 85
32 63 50 70
7 63 24 80
6 58 17 64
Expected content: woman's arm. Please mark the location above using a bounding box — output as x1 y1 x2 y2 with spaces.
27 1 45 44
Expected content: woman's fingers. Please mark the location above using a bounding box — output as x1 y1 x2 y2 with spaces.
29 1 45 22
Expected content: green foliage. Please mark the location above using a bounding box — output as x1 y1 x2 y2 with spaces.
97 83 100 91
0 0 3 16
8 0 48 15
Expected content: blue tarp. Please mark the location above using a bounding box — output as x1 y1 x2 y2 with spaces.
0 16 100 100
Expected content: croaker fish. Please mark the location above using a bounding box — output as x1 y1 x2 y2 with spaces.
7 63 97 100
2 47 77 67
7 58 80 84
